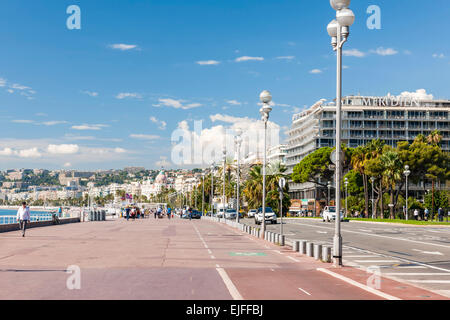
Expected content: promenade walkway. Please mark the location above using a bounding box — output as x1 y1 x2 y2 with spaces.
0 217 447 300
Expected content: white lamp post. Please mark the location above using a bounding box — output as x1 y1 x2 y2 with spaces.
327 180 332 206
259 90 272 239
235 129 243 223
327 0 355 267
211 163 215 217
202 171 205 216
222 147 226 223
344 177 348 218
404 165 411 220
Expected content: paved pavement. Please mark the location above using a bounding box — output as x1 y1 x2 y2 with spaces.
242 217 450 298
0 217 447 300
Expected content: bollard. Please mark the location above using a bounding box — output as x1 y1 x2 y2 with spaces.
299 240 307 255
293 240 300 252
275 233 280 244
322 246 331 263
280 235 285 246
306 242 314 257
314 244 322 260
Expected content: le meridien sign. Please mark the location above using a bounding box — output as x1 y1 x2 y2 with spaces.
343 96 421 107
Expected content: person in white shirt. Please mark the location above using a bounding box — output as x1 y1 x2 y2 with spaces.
413 209 419 220
16 202 31 237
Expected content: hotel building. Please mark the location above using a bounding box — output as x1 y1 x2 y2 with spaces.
285 94 450 214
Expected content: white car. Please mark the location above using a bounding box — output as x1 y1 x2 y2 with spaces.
255 207 277 225
322 206 344 222
247 209 257 218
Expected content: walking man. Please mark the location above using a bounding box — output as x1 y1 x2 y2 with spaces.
167 207 172 220
424 208 429 221
17 202 31 237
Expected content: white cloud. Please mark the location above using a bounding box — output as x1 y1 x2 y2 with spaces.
149 116 167 130
82 91 99 97
309 69 322 74
372 47 398 56
235 56 264 62
41 121 68 126
129 134 161 140
398 89 433 101
0 148 14 156
71 124 109 131
226 100 242 106
109 44 138 51
12 120 34 124
114 148 126 153
17 148 41 158
275 56 295 60
0 78 6 87
343 49 366 57
115 92 142 100
63 162 72 168
155 98 202 110
432 53 445 59
47 144 79 155
11 83 31 90
196 60 220 65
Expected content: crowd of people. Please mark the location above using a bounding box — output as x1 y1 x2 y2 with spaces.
121 206 174 221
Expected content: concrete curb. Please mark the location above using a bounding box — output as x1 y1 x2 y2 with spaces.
0 217 81 233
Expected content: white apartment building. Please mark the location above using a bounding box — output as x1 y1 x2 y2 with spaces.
285 94 450 212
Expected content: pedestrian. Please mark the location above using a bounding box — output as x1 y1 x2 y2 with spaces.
188 207 192 221
438 207 443 222
424 208 429 221
137 208 141 219
413 209 419 220
16 202 31 237
153 209 157 219
167 207 172 220
157 207 162 219
125 207 131 221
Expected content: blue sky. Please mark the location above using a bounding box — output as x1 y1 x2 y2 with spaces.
0 0 448 170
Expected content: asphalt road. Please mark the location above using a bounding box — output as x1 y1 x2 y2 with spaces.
242 217 450 297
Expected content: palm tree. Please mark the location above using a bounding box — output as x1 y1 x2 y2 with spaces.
380 150 403 219
243 166 263 209
427 130 442 146
351 146 369 217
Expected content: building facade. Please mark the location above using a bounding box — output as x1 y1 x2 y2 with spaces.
285 94 450 214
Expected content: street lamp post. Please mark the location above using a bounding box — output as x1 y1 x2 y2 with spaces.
202 171 205 216
222 147 226 223
404 165 411 220
371 177 375 219
327 181 332 206
344 177 348 218
327 0 355 267
259 90 273 239
211 163 215 217
235 129 243 223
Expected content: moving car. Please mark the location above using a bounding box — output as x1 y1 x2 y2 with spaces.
255 207 277 225
247 209 257 218
322 206 344 222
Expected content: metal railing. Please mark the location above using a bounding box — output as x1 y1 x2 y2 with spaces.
0 213 53 225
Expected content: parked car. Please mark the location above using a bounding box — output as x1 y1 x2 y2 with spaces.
322 206 344 222
247 209 257 218
225 209 237 220
216 208 225 218
181 210 202 219
255 207 277 225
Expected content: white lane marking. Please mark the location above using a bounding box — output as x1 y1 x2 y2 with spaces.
289 221 450 250
408 280 450 284
342 244 450 273
216 267 243 300
412 249 443 256
346 255 381 258
210 255 216 259
298 287 311 296
216 264 221 268
317 268 401 300
384 273 450 276
316 231 328 234
354 260 401 263
270 268 275 272
287 256 300 262
359 229 373 232
397 266 427 269
274 250 283 254
207 249 212 254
